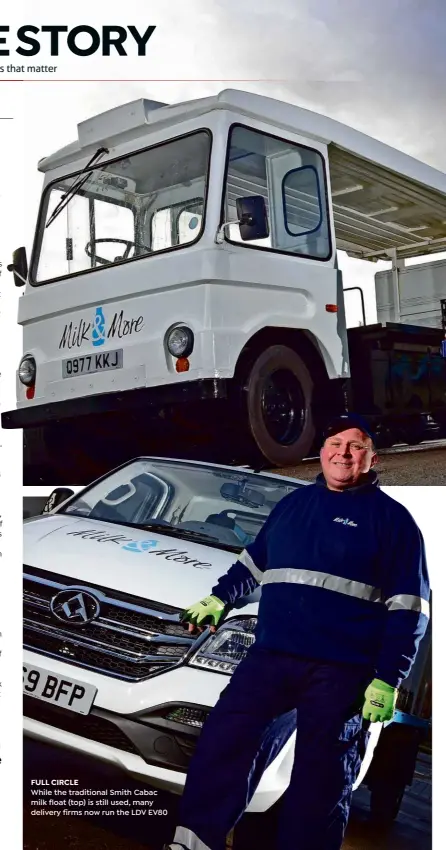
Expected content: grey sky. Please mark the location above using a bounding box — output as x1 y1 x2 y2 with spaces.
199 0 446 167
25 0 446 165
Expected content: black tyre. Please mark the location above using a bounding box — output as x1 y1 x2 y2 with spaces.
375 427 394 450
370 782 405 825
242 345 315 466
401 418 424 446
404 429 423 446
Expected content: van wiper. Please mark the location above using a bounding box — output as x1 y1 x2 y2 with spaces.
137 523 242 553
137 521 220 544
103 519 220 544
45 146 109 229
86 517 241 552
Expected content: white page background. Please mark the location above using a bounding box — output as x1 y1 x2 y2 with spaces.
1 1 445 846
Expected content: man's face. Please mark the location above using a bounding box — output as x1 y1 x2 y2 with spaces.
320 427 377 491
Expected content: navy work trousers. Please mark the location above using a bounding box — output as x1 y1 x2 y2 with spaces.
173 646 372 850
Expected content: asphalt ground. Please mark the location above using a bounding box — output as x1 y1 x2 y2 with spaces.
23 740 431 850
275 440 446 486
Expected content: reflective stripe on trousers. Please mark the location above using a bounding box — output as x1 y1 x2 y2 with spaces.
173 826 211 850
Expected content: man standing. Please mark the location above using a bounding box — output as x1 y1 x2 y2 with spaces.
165 415 430 850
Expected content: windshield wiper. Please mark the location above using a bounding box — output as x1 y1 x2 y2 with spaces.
81 516 241 552
136 522 242 553
137 521 220 544
45 146 109 229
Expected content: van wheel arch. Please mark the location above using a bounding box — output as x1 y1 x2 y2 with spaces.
231 328 331 466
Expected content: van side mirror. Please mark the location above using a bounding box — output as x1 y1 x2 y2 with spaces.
42 488 75 513
7 246 28 287
216 195 269 244
235 196 269 241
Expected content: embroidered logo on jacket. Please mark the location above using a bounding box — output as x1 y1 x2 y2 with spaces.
333 517 358 527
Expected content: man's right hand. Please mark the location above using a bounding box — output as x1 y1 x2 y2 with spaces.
181 595 226 634
362 678 397 723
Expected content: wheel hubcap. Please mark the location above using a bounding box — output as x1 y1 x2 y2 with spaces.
261 369 305 445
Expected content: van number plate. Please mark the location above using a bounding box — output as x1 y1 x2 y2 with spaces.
23 664 97 715
62 349 123 378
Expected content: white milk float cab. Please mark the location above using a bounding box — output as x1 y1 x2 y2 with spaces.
3 90 446 480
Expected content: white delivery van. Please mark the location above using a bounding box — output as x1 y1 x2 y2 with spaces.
23 457 382 811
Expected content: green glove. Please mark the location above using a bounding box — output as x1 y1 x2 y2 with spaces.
363 678 398 723
181 595 226 629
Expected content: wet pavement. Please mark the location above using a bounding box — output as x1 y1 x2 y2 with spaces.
23 741 431 850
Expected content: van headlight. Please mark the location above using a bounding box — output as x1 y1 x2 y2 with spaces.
166 325 194 358
18 355 36 386
188 617 257 674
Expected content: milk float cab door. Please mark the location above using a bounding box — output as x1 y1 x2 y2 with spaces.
223 124 332 262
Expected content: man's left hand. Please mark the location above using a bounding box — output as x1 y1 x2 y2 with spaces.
362 678 398 722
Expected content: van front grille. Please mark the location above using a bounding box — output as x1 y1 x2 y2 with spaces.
23 566 197 681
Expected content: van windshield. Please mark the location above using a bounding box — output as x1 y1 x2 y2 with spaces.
32 130 211 285
61 459 303 551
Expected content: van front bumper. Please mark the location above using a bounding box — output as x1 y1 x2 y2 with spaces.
23 695 296 812
24 695 206 773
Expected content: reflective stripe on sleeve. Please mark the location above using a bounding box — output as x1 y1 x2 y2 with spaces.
173 827 212 850
261 568 382 602
239 549 264 583
385 594 430 616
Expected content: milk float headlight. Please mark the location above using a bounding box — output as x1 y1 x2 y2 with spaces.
166 326 194 358
18 356 36 386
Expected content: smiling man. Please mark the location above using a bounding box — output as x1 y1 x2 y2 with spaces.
164 414 430 850
320 417 377 491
